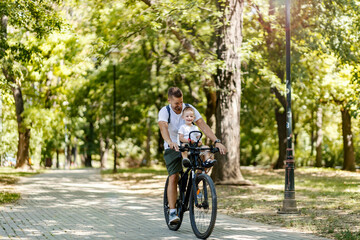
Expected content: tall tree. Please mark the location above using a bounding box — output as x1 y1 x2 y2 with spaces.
139 0 248 183
0 0 62 168
315 107 323 167
340 106 355 171
319 0 360 171
250 0 287 169
248 0 325 169
210 0 248 184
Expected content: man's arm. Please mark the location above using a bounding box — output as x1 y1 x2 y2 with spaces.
195 118 227 154
158 121 179 151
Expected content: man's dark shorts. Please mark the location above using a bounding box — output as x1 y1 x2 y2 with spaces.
164 149 183 176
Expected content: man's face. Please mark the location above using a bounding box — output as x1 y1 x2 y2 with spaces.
168 96 183 114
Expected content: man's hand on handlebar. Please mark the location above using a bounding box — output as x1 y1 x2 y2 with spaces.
169 142 179 151
215 142 227 155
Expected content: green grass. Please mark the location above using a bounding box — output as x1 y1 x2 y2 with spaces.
101 166 360 239
336 229 360 240
0 167 41 205
217 167 360 240
0 192 20 204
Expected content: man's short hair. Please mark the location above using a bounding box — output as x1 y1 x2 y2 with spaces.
168 87 183 98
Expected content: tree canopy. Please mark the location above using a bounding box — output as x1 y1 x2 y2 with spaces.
0 0 359 172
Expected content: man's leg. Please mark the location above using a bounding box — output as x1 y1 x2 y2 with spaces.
181 151 187 160
167 173 179 209
164 149 182 224
167 173 180 224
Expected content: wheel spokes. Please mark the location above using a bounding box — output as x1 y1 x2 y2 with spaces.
193 179 212 232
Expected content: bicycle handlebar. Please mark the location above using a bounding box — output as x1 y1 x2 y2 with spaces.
179 130 219 153
179 145 219 154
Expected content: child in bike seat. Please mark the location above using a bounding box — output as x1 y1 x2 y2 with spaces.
178 107 215 170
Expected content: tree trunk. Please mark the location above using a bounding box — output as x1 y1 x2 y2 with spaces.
204 79 216 130
143 118 152 167
100 136 109 169
72 139 78 165
1 15 8 56
341 107 355 171
12 85 31 169
85 153 92 167
211 0 249 185
56 149 60 168
315 107 323 167
310 109 315 158
2 15 31 169
71 146 77 165
66 142 71 167
84 121 94 167
253 0 289 169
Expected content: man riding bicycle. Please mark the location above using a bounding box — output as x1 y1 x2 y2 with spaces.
158 87 227 225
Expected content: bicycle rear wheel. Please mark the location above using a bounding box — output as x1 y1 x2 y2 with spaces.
163 175 184 231
189 173 217 239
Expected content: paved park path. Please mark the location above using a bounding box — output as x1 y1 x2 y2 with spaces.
0 169 330 240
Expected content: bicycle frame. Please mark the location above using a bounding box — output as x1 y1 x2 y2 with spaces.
178 131 218 212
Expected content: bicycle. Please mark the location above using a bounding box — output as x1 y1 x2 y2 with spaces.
163 131 219 239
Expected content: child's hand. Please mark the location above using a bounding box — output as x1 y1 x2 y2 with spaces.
198 141 202 146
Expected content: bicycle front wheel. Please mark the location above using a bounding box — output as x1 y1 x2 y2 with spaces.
189 173 217 239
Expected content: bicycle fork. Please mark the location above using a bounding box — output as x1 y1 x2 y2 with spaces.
191 170 200 207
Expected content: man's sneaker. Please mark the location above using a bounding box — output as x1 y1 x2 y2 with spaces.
168 212 180 225
182 158 191 168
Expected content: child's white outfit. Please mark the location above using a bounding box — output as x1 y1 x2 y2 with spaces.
178 124 200 144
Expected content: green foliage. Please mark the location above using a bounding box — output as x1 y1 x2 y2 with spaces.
0 0 359 169
239 0 360 168
0 89 17 159
0 0 63 60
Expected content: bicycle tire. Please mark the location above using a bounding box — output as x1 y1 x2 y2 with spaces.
189 173 217 239
163 175 184 231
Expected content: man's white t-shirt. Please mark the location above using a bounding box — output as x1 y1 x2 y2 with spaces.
178 124 201 143
158 103 202 149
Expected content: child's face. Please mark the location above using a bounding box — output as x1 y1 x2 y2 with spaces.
183 110 195 125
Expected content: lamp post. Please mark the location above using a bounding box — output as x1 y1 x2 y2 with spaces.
278 0 299 214
109 46 120 173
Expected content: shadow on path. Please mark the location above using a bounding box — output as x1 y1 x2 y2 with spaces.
0 169 329 240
